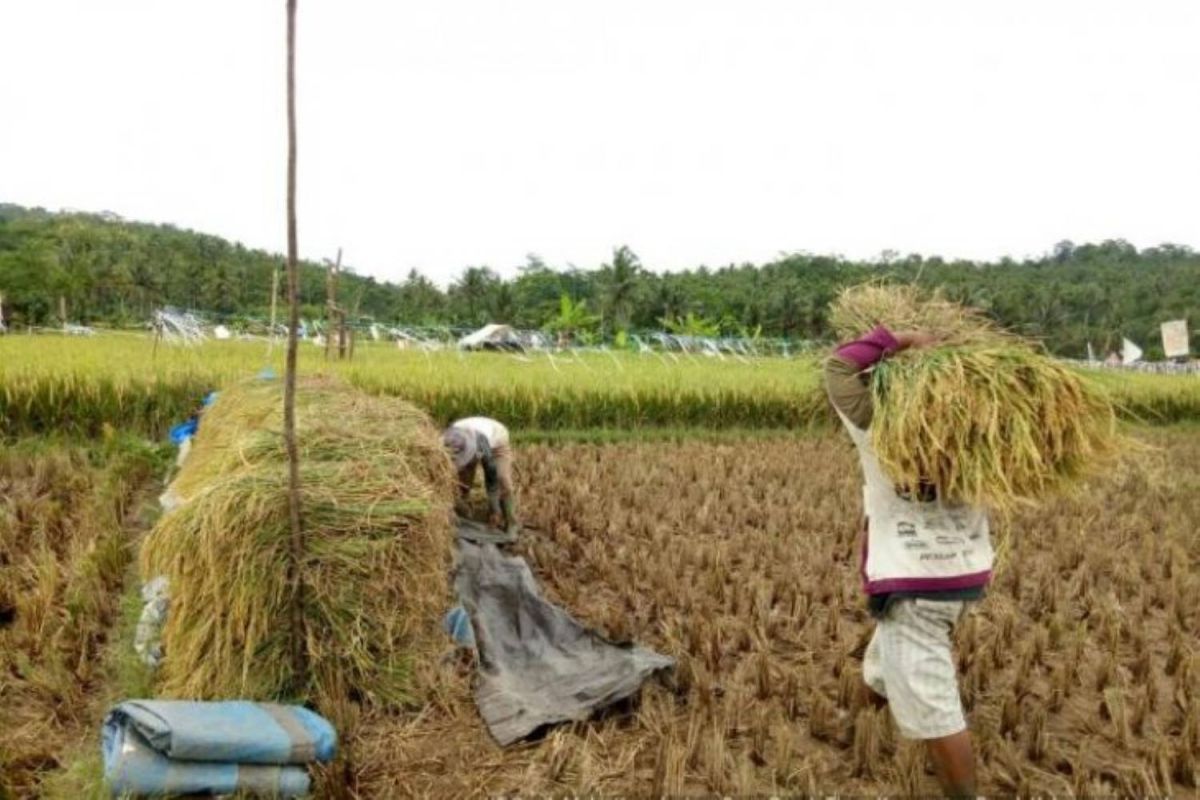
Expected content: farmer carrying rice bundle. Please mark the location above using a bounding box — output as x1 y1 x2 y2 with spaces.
443 416 518 535
825 283 1125 798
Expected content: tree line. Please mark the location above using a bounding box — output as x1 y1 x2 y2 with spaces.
1 203 1197 358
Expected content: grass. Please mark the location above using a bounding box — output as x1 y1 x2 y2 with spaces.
39 575 157 800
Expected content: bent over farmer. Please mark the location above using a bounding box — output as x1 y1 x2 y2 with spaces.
825 327 993 800
443 416 518 535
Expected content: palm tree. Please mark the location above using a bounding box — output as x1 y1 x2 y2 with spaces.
452 267 498 325
601 245 641 334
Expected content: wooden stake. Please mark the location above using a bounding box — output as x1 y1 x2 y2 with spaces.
268 264 280 352
283 0 307 692
325 248 341 360
59 295 67 330
347 286 364 361
271 266 279 335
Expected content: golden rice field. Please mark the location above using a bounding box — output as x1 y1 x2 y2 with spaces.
0 335 827 436
2 335 1200 438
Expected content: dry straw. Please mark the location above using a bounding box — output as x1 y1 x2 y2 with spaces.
832 283 1127 512
830 281 1006 345
140 376 454 713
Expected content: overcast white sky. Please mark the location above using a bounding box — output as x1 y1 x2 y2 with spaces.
2 1 1197 285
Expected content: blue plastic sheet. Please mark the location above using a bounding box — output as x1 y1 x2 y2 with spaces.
443 605 475 646
102 700 336 798
167 392 218 446
168 418 198 446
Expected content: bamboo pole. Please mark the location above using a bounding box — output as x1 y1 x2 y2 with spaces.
268 264 280 355
325 248 341 360
283 0 307 691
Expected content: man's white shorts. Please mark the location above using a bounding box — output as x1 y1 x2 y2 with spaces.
862 598 971 740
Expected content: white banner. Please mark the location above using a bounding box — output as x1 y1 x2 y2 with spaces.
1161 319 1189 359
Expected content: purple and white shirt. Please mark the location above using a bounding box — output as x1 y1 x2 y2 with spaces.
829 328 994 598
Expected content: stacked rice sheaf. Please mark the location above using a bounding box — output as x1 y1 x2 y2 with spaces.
830 283 1128 512
140 376 454 715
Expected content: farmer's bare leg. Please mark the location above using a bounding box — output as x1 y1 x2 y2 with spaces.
874 599 975 799
926 729 976 799
492 442 517 529
455 464 476 516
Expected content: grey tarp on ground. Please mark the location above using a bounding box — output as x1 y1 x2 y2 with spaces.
454 536 675 746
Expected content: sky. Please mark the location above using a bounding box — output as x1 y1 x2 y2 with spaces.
2 1 1198 286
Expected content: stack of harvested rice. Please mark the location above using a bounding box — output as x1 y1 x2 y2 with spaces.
830 283 1127 512
141 376 454 713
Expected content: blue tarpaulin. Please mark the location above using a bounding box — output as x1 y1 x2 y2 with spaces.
167 392 218 446
102 700 336 798
168 418 198 446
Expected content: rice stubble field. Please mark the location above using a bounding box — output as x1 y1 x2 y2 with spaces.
352 431 1200 798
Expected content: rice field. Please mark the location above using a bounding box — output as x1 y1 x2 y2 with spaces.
0 437 164 799
357 431 1200 797
3 332 1200 798
0 336 826 436
2 335 1199 439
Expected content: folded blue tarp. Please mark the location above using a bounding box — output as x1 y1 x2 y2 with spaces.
102 700 336 798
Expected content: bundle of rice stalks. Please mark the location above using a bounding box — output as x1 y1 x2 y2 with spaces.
832 284 1127 511
830 282 1005 345
140 376 454 713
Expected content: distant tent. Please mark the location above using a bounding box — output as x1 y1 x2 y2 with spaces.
1122 337 1144 365
458 324 523 352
